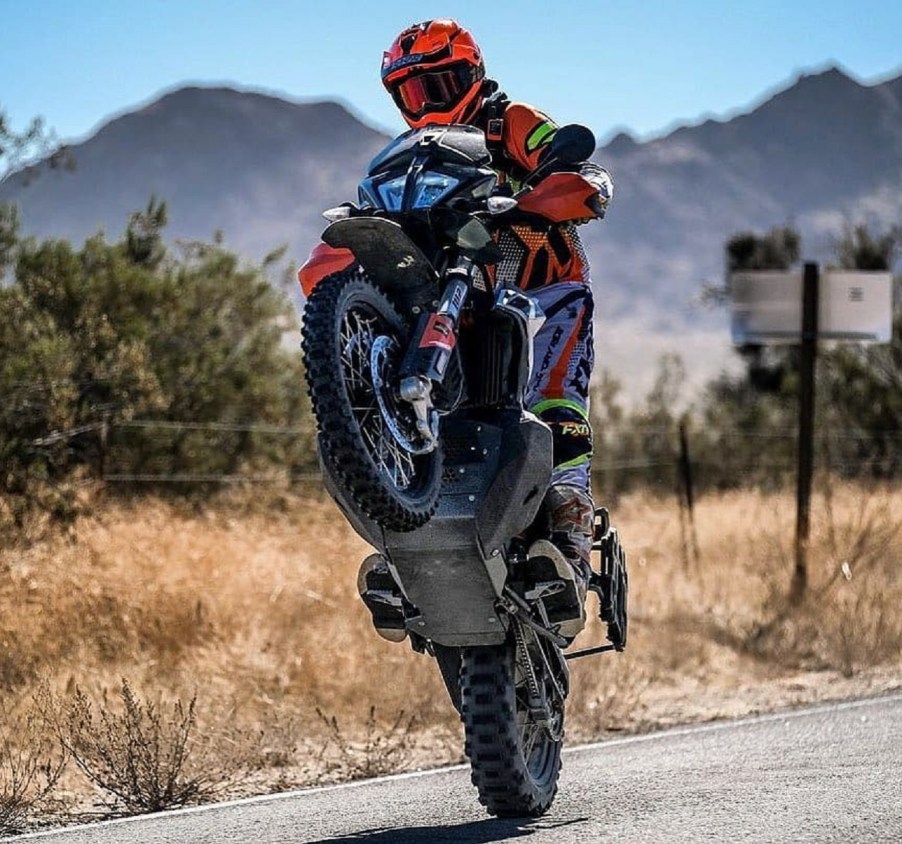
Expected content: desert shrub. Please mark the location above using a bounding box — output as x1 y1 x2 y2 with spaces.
592 356 687 496
61 680 223 813
0 702 68 835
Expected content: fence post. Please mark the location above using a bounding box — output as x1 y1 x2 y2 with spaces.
98 411 111 482
678 419 701 567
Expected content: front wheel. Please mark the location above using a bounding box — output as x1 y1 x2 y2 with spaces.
302 270 441 531
460 634 565 817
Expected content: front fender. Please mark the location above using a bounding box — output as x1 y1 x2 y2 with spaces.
297 242 355 296
322 218 438 312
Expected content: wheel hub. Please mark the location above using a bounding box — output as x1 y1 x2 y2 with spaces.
370 335 435 457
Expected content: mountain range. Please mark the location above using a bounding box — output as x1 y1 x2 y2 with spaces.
2 66 900 396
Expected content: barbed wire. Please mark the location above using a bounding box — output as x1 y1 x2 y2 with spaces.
595 459 679 470
32 422 105 446
90 461 891 486
100 472 321 484
116 420 310 435
711 430 902 441
9 409 901 489
110 419 902 441
25 417 902 450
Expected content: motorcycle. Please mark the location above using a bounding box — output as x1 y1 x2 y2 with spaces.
299 122 628 817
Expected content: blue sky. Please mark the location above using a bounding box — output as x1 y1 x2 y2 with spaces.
2 0 901 145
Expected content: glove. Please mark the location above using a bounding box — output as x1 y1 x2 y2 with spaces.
570 163 612 224
572 193 607 225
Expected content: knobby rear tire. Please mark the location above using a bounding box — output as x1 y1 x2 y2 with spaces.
302 271 441 532
460 643 563 817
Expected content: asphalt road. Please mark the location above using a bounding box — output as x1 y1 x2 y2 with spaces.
10 694 902 844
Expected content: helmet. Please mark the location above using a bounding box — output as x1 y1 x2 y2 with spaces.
382 19 486 129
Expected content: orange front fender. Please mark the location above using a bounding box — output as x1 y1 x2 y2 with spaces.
298 242 356 296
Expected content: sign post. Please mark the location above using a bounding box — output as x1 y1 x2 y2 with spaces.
792 263 819 603
730 265 892 603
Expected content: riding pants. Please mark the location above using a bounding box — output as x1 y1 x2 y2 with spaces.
524 281 594 493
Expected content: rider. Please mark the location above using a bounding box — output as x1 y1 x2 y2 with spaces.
360 18 613 641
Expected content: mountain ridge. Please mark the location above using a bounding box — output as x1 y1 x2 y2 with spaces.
2 65 900 395
588 65 902 304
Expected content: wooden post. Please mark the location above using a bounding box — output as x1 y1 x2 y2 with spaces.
678 420 701 566
98 411 111 482
676 465 690 572
791 262 819 604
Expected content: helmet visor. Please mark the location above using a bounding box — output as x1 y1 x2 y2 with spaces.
390 64 476 118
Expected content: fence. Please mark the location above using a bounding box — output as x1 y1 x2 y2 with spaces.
5 369 900 494
15 414 900 489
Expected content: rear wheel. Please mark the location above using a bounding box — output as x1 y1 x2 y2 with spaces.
302 271 441 531
460 631 565 817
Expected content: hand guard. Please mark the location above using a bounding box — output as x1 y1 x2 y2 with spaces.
514 162 613 224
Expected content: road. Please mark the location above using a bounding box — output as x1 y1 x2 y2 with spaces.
10 694 902 844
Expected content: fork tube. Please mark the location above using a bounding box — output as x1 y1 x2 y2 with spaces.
437 260 472 321
400 264 470 383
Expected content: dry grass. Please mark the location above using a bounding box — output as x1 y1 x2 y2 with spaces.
315 706 420 780
1 480 900 825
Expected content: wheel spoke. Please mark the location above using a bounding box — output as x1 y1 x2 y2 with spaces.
511 621 566 771
337 302 432 494
340 312 378 394
522 722 540 762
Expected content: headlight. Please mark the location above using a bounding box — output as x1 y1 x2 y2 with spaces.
411 173 459 209
376 175 407 211
372 171 460 211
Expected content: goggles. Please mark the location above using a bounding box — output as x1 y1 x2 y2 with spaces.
389 63 478 118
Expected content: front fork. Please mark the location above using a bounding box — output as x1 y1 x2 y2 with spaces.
398 259 472 447
398 259 547 448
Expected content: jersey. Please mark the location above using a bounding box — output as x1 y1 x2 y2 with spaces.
473 94 611 292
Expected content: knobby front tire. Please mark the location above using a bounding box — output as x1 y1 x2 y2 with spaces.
302 270 441 532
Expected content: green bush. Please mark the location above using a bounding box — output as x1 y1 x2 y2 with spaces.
0 198 313 514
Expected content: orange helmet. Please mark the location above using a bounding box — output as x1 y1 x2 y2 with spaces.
382 19 486 129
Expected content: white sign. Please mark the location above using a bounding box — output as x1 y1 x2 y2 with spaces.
730 270 893 345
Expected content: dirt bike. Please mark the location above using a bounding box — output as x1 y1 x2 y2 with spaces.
299 122 628 817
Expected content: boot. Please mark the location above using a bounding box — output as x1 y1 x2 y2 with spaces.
356 554 407 642
525 539 587 639
526 485 595 640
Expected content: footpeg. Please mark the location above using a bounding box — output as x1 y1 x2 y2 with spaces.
526 540 586 639
593 506 611 540
357 554 408 643
525 580 567 602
